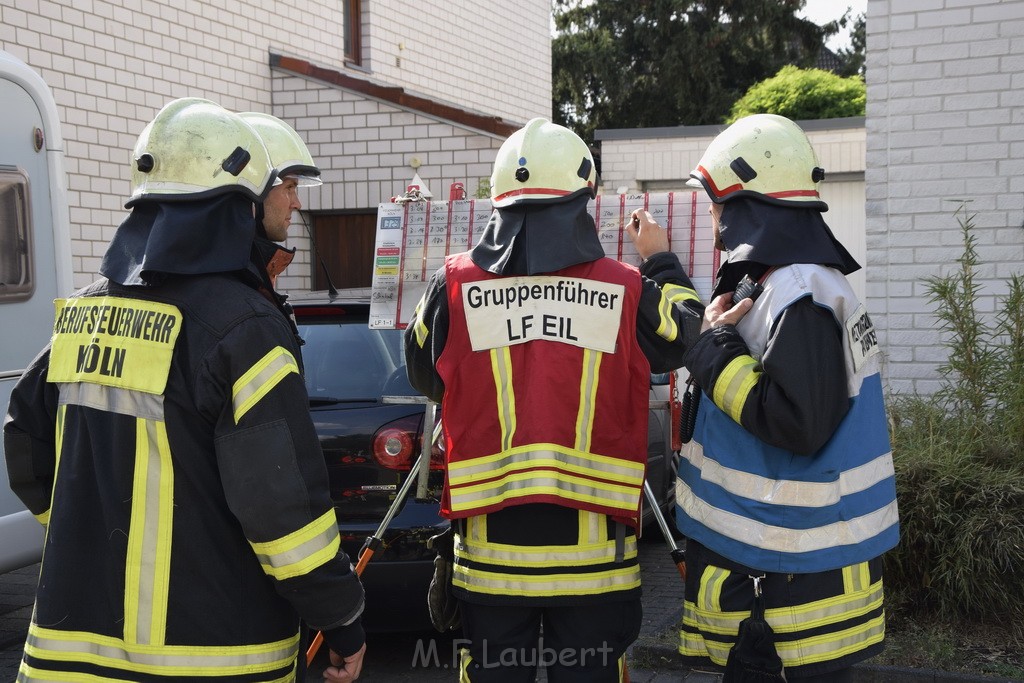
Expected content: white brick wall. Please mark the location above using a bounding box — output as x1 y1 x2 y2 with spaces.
866 0 1024 395
0 0 550 289
270 73 504 293
364 0 551 124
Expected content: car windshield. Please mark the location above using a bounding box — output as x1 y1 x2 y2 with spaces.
296 320 412 402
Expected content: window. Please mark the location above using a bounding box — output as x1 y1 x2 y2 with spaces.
0 167 33 302
343 0 363 66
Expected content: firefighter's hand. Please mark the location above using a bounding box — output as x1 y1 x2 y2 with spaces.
626 209 670 260
701 293 753 334
323 643 366 682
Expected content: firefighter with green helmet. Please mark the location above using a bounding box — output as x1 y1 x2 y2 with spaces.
4 97 366 682
676 113 899 680
404 118 704 682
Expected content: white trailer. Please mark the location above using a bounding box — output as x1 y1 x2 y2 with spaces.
0 50 74 572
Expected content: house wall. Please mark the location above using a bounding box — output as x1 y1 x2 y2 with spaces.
363 0 551 124
269 72 504 292
866 0 1024 395
597 119 868 301
0 0 550 289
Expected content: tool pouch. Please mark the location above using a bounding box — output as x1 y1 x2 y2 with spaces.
426 526 461 632
724 576 786 682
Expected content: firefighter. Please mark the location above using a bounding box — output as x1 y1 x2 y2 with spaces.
3 98 366 682
675 114 899 681
404 118 704 682
238 112 319 341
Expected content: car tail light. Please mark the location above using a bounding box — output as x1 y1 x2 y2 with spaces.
372 414 446 471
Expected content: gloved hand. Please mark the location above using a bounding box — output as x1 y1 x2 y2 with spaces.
426 526 461 632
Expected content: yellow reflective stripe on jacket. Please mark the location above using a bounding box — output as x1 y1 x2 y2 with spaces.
232 346 300 424
250 509 341 581
452 563 640 597
574 349 602 452
449 470 641 513
490 347 516 452
449 445 644 484
456 535 637 568
712 355 760 422
412 298 429 348
23 623 299 678
654 289 680 342
652 283 698 342
36 405 68 526
664 283 699 304
579 510 606 544
681 572 884 666
124 417 174 646
459 649 474 683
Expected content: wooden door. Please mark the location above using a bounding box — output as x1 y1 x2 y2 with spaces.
311 212 377 290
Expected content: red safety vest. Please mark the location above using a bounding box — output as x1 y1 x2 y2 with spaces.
437 252 650 529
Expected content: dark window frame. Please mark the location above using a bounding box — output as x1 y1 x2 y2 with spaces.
0 166 34 303
343 0 363 66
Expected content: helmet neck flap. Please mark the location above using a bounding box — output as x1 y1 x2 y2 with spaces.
470 194 605 276
711 197 860 298
100 194 257 286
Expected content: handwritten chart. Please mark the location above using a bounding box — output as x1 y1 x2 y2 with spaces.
369 192 718 329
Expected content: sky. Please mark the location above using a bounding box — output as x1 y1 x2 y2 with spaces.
798 0 868 51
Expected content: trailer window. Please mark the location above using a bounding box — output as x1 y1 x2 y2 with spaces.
0 167 33 302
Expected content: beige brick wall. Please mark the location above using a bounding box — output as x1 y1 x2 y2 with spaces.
0 0 550 289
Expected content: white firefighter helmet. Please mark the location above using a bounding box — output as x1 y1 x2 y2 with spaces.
127 97 278 207
238 112 323 187
687 114 828 210
490 118 596 208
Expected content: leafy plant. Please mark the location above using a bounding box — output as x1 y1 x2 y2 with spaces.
727 65 865 122
885 203 1024 638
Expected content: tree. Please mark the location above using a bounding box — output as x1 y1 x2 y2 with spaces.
727 65 865 121
836 12 866 77
552 0 841 143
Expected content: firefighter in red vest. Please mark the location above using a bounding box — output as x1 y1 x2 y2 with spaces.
404 118 703 682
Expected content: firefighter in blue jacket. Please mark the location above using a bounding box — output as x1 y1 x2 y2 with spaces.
675 114 899 681
405 118 704 682
3 98 365 682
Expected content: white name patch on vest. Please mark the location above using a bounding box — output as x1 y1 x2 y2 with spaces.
463 276 625 353
845 304 880 373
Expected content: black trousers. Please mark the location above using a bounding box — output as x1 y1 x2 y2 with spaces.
457 598 642 683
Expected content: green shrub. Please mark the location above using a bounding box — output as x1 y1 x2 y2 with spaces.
727 65 865 122
885 204 1024 636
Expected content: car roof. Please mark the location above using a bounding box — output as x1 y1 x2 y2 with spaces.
285 287 372 307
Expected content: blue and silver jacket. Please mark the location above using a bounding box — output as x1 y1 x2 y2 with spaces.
675 264 899 573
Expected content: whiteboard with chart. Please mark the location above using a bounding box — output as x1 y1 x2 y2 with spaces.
368 192 719 329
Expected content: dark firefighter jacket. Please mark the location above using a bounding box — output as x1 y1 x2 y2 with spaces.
3 199 363 682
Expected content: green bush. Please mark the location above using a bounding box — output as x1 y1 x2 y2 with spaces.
727 65 865 122
885 204 1024 636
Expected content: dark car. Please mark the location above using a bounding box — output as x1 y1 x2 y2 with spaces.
290 289 678 632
